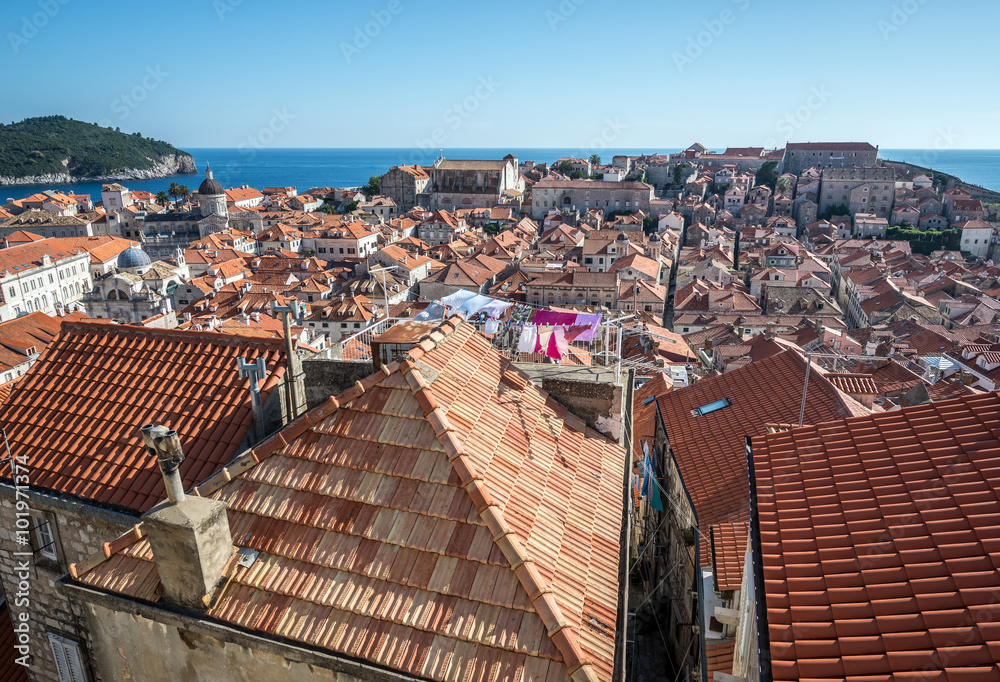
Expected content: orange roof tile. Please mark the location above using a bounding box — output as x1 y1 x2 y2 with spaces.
0 321 288 513
648 350 868 563
710 522 749 592
752 391 1000 682
706 639 736 681
74 316 627 681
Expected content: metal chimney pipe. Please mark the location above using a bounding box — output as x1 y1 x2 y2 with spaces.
139 424 186 504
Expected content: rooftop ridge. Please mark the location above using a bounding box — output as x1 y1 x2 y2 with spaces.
397 356 599 682
60 319 290 349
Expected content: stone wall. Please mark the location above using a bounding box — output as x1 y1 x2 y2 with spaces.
512 365 626 444
64 593 413 682
301 356 375 409
0 485 137 681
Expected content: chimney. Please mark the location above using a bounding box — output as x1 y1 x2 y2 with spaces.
139 425 233 610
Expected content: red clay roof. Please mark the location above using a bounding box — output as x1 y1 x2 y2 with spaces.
706 639 736 681
650 350 867 563
74 316 626 681
752 391 1000 682
826 372 879 395
0 321 288 513
711 521 749 592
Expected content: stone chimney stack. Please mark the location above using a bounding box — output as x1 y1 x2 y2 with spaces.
139 425 233 610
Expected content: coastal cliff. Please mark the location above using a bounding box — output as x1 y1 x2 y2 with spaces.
0 153 197 186
0 116 198 186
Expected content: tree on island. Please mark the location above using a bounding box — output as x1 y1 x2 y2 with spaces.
755 160 779 189
155 190 170 206
167 182 181 207
589 154 601 166
177 185 190 206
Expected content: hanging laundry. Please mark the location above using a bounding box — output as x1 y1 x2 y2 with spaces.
531 310 579 326
413 303 447 321
484 318 499 335
457 294 494 318
536 326 554 355
571 313 602 341
552 327 570 360
480 299 512 319
517 326 538 353
564 325 591 343
440 290 477 309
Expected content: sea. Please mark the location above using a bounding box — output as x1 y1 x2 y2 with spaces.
3 148 999 202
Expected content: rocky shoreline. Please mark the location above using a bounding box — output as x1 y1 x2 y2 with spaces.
0 153 197 186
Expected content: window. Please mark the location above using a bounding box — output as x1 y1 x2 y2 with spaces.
47 633 87 682
32 515 57 562
693 397 731 417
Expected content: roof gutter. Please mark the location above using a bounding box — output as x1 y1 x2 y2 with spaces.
746 436 773 682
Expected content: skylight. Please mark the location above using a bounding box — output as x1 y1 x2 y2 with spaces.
693 398 731 417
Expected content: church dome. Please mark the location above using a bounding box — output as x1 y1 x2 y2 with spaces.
198 165 224 196
117 246 152 270
617 231 629 241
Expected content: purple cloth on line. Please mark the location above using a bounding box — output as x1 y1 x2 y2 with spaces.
531 310 579 326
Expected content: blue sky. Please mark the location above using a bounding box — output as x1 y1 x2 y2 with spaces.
3 0 996 149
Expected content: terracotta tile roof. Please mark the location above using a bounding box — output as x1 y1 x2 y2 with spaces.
51 236 139 264
705 639 736 681
73 316 627 681
0 321 288 513
0 239 87 275
826 372 879 395
649 350 867 563
0 601 29 682
710 522 749 592
3 230 45 244
752 391 1000 682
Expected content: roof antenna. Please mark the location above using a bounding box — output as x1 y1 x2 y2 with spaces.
237 357 267 443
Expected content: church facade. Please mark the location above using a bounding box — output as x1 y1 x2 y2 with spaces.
140 166 229 259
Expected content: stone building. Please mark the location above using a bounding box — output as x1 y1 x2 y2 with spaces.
0 239 92 322
531 178 654 220
140 166 229 260
0 322 302 682
380 164 431 211
415 210 468 246
427 155 523 210
783 142 878 174
526 270 620 308
0 211 97 240
819 166 895 218
83 246 187 325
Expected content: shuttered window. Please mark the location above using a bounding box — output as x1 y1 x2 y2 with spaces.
47 633 87 682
